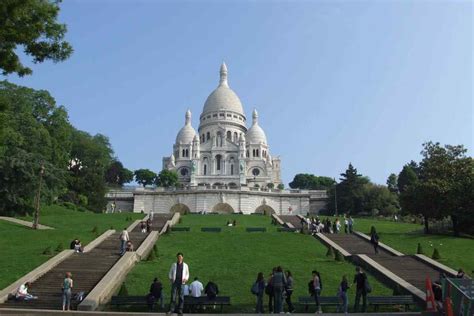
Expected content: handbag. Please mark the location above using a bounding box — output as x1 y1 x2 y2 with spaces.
251 282 259 295
364 278 372 293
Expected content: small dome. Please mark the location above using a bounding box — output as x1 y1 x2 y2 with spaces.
201 63 245 116
176 110 196 144
246 109 267 144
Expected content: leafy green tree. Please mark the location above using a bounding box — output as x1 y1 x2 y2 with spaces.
386 173 398 194
134 169 157 187
397 163 418 194
0 0 73 76
155 169 178 188
105 160 133 186
361 183 400 216
277 183 284 190
0 81 71 215
289 173 335 190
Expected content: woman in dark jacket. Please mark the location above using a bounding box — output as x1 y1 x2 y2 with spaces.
254 272 266 313
285 270 295 313
370 226 379 254
272 266 287 313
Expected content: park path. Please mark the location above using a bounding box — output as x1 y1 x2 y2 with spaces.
0 216 54 230
0 214 170 311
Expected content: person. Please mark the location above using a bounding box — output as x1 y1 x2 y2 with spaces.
370 226 379 254
126 240 134 252
70 238 78 250
348 217 354 233
168 252 189 315
74 240 83 253
62 272 73 311
336 275 349 314
119 228 129 256
146 218 152 233
150 210 154 221
272 266 287 313
344 217 349 234
148 277 164 311
312 270 322 313
189 277 204 297
15 282 37 301
285 270 295 313
140 221 147 233
456 269 466 278
335 218 341 233
253 272 266 313
204 280 219 299
353 266 367 312
266 269 275 313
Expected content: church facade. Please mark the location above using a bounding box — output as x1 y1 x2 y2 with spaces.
162 63 282 188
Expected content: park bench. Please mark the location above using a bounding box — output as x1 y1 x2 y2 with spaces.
277 227 297 232
201 227 222 232
246 227 266 232
171 227 190 232
367 295 414 312
298 296 339 312
184 295 231 312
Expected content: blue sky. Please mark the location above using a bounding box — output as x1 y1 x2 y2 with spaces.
5 0 473 185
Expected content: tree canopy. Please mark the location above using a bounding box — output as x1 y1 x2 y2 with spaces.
155 169 179 188
289 173 335 190
134 169 157 187
0 0 73 76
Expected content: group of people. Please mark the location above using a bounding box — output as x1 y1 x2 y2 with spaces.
140 218 153 233
69 238 83 253
302 216 355 234
251 267 294 314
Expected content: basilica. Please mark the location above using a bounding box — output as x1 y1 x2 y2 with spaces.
162 63 282 188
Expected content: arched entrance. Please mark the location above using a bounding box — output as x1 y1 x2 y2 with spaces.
255 205 276 215
212 203 235 214
170 203 191 215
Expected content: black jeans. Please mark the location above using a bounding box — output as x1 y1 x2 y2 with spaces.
268 293 274 313
354 289 367 312
285 289 294 312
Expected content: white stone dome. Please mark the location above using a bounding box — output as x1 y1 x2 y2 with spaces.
201 63 245 116
246 109 267 144
176 110 196 144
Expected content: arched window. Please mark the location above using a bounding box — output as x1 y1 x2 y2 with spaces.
234 132 238 141
247 150 249 158
204 164 207 175
256 149 259 157
182 149 185 157
185 149 189 157
227 131 232 140
216 155 222 171
206 132 210 141
231 164 234 175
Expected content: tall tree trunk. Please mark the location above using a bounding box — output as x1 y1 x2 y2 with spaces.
424 216 430 234
451 215 459 237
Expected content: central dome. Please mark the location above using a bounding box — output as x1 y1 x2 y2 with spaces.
201 63 245 117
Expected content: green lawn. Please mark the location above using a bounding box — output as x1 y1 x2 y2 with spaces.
349 217 474 274
0 204 143 289
122 214 392 313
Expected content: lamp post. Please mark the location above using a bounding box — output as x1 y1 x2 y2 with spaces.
32 164 45 229
334 178 338 217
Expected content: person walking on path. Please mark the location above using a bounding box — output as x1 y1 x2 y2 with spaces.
272 266 287 313
336 275 349 314
62 272 73 311
146 218 152 233
353 266 368 312
168 252 189 315
348 217 354 233
119 228 129 256
253 272 266 314
312 270 322 314
285 270 295 313
344 217 349 233
140 221 146 233
370 226 380 254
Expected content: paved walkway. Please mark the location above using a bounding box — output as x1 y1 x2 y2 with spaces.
0 217 54 230
0 215 171 311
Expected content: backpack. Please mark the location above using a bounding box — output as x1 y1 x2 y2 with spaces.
251 282 259 295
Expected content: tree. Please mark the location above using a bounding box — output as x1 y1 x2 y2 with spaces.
289 173 335 190
386 173 398 194
155 169 178 188
328 163 369 214
397 164 418 194
361 183 400 216
0 0 73 76
134 169 157 187
277 183 285 190
105 160 133 186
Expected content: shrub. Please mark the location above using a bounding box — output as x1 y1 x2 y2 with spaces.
78 194 88 206
147 250 156 261
55 243 64 252
417 243 424 254
118 283 128 296
267 183 275 189
42 246 52 255
432 248 441 260
326 246 334 258
91 226 98 234
335 249 344 262
62 202 77 211
77 206 89 213
277 183 284 190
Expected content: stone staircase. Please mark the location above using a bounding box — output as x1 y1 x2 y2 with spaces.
1 214 170 311
279 215 304 229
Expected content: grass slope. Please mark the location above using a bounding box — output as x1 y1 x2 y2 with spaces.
0 205 143 289
123 214 391 313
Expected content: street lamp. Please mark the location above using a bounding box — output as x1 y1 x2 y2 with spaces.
334 178 338 217
32 164 45 229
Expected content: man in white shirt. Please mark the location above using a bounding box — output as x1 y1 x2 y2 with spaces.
189 277 204 297
119 228 130 256
15 282 37 300
168 252 189 315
